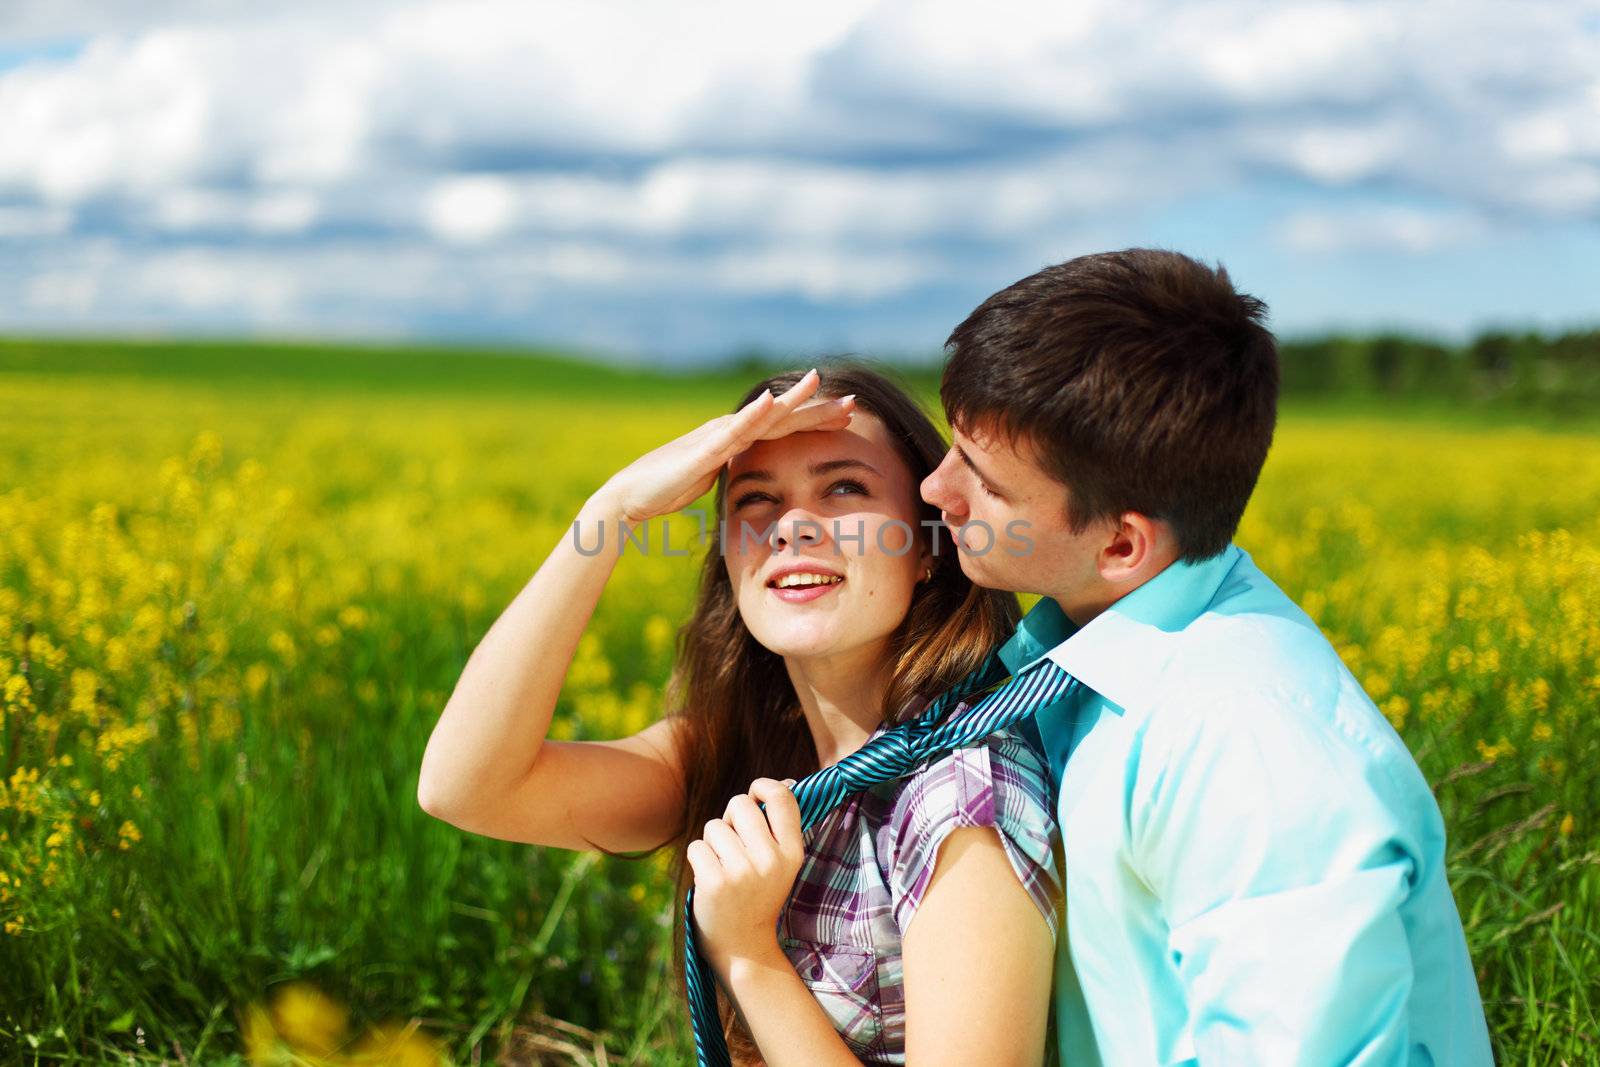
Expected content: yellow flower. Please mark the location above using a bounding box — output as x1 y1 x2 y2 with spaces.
1559 813 1575 836
1475 737 1516 763
188 429 223 473
269 981 349 1057
1531 722 1554 742
3 674 34 715
346 1021 445 1067
117 820 142 850
245 662 272 697
240 1002 286 1066
268 630 297 665
644 614 675 657
70 669 100 717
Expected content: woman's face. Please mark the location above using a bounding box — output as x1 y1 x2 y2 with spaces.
723 410 931 661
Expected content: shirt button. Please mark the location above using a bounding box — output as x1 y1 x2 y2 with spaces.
810 963 824 979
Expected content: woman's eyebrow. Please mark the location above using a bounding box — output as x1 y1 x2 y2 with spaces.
728 458 880 493
809 458 881 478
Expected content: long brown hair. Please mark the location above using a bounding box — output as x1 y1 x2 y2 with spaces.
660 358 1021 1058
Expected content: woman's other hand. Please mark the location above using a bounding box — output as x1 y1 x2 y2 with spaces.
591 368 855 528
686 777 806 976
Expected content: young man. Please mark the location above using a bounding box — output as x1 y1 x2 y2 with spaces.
920 249 1494 1065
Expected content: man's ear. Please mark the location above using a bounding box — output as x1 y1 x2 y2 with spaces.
1097 511 1175 585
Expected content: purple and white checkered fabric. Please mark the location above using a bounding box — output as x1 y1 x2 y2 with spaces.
773 705 1063 1064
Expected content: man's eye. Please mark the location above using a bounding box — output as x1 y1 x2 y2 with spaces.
827 479 868 497
978 481 1001 499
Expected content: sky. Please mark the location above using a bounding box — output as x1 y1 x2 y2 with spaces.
1 0 1597 365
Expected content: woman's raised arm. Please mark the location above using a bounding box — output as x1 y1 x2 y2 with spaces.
416 369 854 853
415 488 687 852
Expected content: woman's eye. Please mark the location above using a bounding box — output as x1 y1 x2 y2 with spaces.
734 480 865 509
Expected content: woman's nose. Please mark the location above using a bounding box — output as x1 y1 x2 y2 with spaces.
770 507 826 553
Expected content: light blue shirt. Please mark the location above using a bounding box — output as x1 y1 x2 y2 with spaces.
998 543 1494 1066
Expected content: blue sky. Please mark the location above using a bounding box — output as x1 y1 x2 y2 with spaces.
1 1 1596 365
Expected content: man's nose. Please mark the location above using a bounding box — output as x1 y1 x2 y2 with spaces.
920 457 947 508
922 454 966 519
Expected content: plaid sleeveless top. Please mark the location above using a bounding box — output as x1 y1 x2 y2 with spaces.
768 706 1062 1064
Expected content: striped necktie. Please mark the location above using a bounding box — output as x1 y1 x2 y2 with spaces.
682 649 1081 1066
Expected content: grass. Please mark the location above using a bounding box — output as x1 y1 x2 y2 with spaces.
0 337 1596 1064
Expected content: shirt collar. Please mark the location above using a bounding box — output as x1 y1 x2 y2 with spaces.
997 594 1078 677
1007 542 1245 715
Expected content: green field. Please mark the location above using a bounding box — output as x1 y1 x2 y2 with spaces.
1 338 1597 1064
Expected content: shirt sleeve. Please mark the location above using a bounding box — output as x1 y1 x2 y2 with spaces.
884 729 1063 940
1130 689 1422 1066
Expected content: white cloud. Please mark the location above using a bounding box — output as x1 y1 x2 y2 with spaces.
707 245 935 301
25 270 98 312
154 188 319 234
0 203 72 237
1251 116 1418 186
0 0 1595 351
424 175 516 243
4 1 1594 213
394 141 1221 249
1276 205 1491 254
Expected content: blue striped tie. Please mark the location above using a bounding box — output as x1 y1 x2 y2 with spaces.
682 650 1081 1066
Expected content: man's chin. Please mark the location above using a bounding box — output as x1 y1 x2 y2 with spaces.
953 547 1043 598
955 551 1018 592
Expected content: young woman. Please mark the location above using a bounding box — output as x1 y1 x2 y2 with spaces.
418 363 1060 1065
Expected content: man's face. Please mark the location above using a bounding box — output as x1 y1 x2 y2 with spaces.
920 417 1107 605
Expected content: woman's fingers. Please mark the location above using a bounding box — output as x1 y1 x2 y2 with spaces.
723 793 779 861
700 387 782 463
747 778 804 859
701 371 854 472
728 385 781 434
731 386 856 456
760 393 855 440
701 818 752 875
685 838 722 887
731 368 819 434
773 367 822 410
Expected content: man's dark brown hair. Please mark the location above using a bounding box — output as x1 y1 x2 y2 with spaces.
942 247 1279 563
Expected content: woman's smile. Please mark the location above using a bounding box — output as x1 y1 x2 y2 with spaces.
766 562 847 603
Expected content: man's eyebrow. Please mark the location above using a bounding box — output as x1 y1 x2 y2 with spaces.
954 443 1008 494
727 458 881 493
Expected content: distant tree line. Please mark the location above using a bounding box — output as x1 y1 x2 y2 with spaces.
1278 328 1600 412
726 327 1600 415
